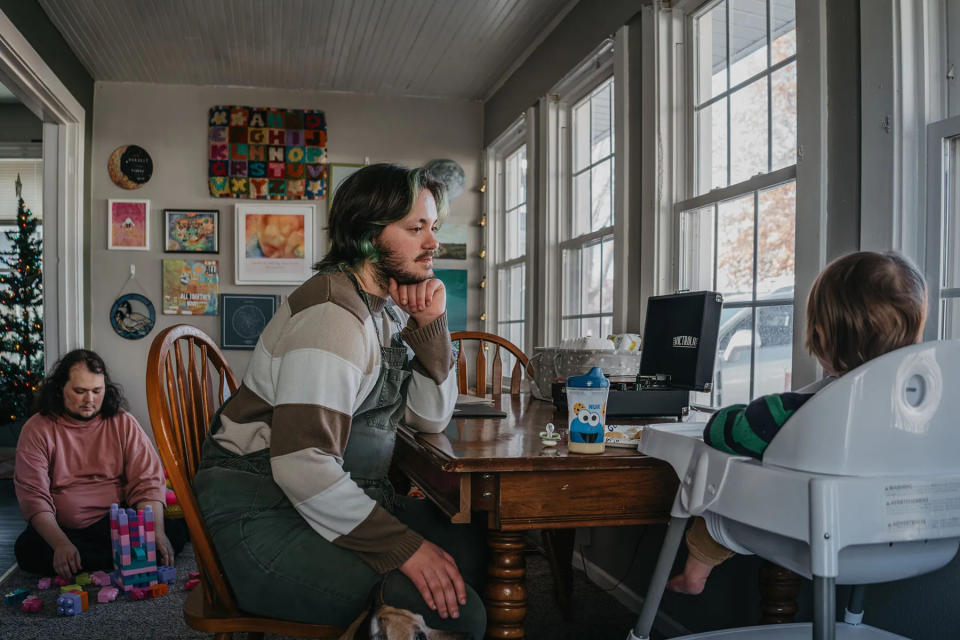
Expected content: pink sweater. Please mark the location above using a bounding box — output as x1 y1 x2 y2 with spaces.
14 410 165 530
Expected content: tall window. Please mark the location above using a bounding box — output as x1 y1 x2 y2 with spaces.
926 116 960 340
496 144 527 354
677 0 797 406
561 77 615 340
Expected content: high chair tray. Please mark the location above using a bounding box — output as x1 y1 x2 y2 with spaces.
674 622 906 639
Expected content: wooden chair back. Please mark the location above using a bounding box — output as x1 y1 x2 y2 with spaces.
451 331 529 396
146 324 342 637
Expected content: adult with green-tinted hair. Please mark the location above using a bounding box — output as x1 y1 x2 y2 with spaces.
193 163 486 637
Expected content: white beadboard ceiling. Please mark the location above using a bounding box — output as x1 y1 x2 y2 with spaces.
37 0 575 100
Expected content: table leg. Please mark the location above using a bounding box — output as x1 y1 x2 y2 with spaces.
541 529 575 619
484 530 527 639
759 560 802 624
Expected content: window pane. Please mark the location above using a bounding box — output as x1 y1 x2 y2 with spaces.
573 100 590 173
680 206 716 292
601 237 614 313
770 0 796 64
582 317 601 339
511 263 524 318
600 315 613 340
573 170 591 237
716 194 755 299
563 247 581 315
940 297 960 340
505 152 519 210
517 204 526 259
591 80 613 164
581 242 602 315
498 268 509 318
695 98 728 194
754 304 793 396
518 146 527 204
730 77 769 183
771 61 797 171
504 209 517 260
756 181 795 298
562 318 580 341
715 307 753 406
591 159 613 230
942 135 960 288
729 0 768 87
695 2 727 104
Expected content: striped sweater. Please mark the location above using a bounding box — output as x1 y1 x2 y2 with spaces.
211 271 457 572
703 392 814 459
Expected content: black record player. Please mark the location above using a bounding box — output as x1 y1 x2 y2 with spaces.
552 291 723 418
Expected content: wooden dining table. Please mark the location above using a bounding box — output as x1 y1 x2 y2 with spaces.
393 393 680 639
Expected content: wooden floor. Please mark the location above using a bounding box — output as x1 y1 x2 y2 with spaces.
0 479 24 573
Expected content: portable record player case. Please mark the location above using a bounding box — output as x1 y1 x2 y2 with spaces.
552 291 723 418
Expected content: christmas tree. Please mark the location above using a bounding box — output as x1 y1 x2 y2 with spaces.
0 174 43 424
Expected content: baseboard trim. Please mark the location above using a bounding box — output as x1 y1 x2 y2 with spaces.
573 550 692 638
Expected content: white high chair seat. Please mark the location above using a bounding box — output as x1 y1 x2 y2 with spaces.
630 341 960 640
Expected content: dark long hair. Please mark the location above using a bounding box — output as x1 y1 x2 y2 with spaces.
35 349 127 418
314 163 447 272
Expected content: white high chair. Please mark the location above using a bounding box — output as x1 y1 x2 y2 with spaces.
628 341 960 640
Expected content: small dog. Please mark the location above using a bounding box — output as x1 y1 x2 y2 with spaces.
339 578 471 640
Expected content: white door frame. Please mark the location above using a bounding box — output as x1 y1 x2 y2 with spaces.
0 10 86 364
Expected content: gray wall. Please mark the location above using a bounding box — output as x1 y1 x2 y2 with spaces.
0 103 41 142
0 1 95 340
91 82 483 432
483 0 641 147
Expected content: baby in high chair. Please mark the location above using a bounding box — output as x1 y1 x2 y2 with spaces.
669 250 928 595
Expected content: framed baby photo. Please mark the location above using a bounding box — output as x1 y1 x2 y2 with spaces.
235 202 314 285
164 209 219 253
107 199 150 250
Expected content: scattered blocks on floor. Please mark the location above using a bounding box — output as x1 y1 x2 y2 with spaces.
97 586 119 603
67 589 89 611
4 588 30 605
52 575 69 587
157 565 176 584
188 570 199 579
59 583 82 593
109 503 159 592
90 570 112 586
57 592 83 616
37 577 52 589
151 583 168 598
129 586 150 600
75 572 92 586
21 595 42 613
184 578 200 591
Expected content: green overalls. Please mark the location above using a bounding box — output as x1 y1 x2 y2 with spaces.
193 281 486 638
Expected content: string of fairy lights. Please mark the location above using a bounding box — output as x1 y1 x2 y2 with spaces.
0 174 44 422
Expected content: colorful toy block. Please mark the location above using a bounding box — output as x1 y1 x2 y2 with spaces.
157 565 176 585
60 583 82 593
150 583 168 598
67 589 89 611
57 592 83 616
129 586 150 600
4 588 30 605
184 578 200 591
97 586 119 603
188 571 200 579
75 572 92 586
37 577 52 589
21 595 42 613
109 503 159 592
90 570 111 586
52 576 69 587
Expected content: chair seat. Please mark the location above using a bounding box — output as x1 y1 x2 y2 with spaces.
184 585 344 638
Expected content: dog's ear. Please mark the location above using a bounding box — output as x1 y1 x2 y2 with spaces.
350 607 376 640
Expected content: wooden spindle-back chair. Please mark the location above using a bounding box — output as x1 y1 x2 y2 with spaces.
146 324 343 638
451 331 530 396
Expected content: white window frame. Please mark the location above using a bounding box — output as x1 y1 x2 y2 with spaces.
543 39 622 343
485 114 532 355
924 113 960 340
651 0 828 393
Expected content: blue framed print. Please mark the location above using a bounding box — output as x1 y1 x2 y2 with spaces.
110 293 156 340
220 293 279 349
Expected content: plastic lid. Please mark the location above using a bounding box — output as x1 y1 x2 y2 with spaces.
566 366 610 389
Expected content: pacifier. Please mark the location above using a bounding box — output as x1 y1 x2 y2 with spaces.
539 422 561 447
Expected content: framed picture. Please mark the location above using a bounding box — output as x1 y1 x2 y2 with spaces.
434 268 467 332
435 223 467 260
235 202 314 285
162 259 219 315
164 209 219 253
107 199 150 250
328 163 365 203
221 293 279 350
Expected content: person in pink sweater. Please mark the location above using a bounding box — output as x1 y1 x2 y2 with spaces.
13 349 173 578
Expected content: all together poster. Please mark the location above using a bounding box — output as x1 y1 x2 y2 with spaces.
162 259 219 315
